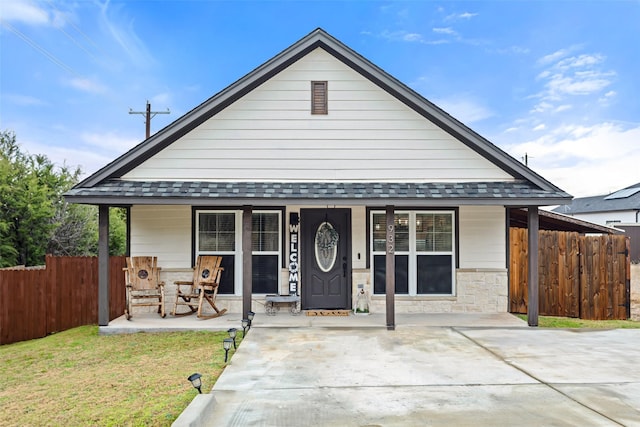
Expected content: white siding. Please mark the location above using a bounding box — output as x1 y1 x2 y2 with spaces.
130 205 191 268
458 206 506 269
568 211 637 226
351 206 367 270
124 48 513 183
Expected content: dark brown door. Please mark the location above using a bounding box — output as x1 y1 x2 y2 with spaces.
301 208 351 309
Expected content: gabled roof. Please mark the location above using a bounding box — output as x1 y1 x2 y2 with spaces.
554 182 640 214
69 28 570 205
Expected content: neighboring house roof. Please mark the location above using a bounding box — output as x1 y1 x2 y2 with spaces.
509 208 623 234
553 182 640 214
67 28 570 206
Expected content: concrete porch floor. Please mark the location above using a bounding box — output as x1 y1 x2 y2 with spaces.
100 311 528 335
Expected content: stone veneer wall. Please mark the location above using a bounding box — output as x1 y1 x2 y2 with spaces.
131 268 509 317
368 269 509 314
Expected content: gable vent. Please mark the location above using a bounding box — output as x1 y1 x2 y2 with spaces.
311 81 328 114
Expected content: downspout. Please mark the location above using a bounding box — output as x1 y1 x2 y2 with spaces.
636 209 639 223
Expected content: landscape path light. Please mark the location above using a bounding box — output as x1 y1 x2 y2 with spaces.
247 310 255 326
187 373 202 394
223 338 233 363
241 318 249 337
227 328 237 349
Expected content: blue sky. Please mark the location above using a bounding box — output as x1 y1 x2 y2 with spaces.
1 0 639 197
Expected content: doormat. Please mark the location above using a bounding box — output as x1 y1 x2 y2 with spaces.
305 310 351 316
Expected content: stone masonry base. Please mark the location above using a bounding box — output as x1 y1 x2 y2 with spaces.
128 268 509 317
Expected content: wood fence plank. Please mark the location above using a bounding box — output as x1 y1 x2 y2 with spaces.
0 256 126 345
509 229 629 321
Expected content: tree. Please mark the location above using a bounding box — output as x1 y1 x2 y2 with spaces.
0 130 126 267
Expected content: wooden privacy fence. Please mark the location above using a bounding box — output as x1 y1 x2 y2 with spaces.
510 228 630 320
0 255 126 345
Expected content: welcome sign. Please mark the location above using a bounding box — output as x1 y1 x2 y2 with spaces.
289 212 299 295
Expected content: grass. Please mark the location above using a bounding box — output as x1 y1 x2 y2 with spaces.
0 326 242 426
516 314 640 329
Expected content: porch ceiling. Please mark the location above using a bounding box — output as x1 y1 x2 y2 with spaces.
65 180 571 207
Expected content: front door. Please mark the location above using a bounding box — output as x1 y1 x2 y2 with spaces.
301 208 351 309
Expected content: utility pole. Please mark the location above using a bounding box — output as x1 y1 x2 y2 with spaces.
129 101 170 139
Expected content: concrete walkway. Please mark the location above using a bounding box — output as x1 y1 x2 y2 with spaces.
199 314 640 426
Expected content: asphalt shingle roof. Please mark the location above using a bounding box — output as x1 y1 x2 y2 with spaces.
65 180 570 206
553 182 640 214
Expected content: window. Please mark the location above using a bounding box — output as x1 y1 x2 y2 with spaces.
371 211 455 295
311 81 328 114
197 212 238 294
196 210 281 295
252 212 281 294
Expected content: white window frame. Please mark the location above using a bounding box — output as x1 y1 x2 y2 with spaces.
196 210 242 295
370 210 456 296
251 210 282 295
195 209 282 295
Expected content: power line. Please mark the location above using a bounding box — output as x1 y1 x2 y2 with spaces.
1 21 79 77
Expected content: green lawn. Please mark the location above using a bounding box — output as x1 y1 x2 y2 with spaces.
516 314 640 329
0 326 241 426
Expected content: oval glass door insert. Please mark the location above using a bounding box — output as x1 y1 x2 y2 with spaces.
315 222 339 272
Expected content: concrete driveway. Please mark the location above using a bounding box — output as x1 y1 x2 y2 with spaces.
204 315 640 426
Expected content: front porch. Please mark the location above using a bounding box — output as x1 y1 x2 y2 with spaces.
99 311 527 335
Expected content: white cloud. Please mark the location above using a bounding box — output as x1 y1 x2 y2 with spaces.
19 136 118 176
80 131 138 154
545 71 615 96
537 47 575 66
433 27 457 35
556 53 604 69
445 12 478 21
150 93 172 108
0 0 49 25
403 32 423 42
97 1 155 68
554 104 572 113
505 122 640 197
533 124 546 131
529 47 617 117
378 30 449 45
66 77 108 94
530 101 553 113
3 94 46 106
433 95 494 124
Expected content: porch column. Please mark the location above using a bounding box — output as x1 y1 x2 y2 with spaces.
527 207 539 327
98 205 110 326
242 206 253 318
386 205 395 330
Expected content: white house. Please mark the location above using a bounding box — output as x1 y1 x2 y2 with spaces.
554 182 640 262
553 182 640 227
66 29 571 328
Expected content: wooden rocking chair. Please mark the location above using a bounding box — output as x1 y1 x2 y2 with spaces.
172 255 227 319
124 256 166 320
